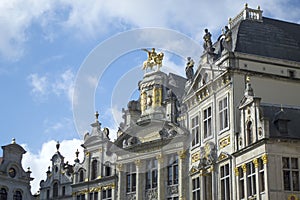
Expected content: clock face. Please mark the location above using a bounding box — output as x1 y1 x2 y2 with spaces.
8 167 16 178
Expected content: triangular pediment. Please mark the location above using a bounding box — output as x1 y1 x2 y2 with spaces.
217 152 231 162
189 166 199 175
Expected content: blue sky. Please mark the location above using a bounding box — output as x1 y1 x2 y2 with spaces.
0 0 299 193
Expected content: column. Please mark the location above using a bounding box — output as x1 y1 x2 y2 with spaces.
135 159 145 200
235 167 240 200
242 163 248 199
210 166 215 200
111 183 116 200
253 158 260 200
156 154 165 200
262 154 269 199
178 150 187 200
200 170 205 200
117 163 126 200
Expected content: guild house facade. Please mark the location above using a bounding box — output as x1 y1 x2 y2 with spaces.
38 4 300 200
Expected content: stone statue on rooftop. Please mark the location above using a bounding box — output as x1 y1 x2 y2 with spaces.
185 57 194 80
221 26 232 52
203 29 214 53
142 48 164 72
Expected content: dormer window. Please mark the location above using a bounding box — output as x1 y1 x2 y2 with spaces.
275 119 289 135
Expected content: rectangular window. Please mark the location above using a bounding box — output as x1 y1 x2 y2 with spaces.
219 96 229 132
145 159 158 189
239 168 245 199
102 189 112 200
220 164 230 200
259 159 265 193
247 162 256 197
191 116 200 146
204 107 212 138
192 177 200 200
126 164 136 193
167 155 178 185
283 157 300 191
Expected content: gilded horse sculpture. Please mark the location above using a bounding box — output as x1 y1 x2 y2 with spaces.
142 48 164 71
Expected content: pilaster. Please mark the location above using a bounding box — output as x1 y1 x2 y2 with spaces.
156 154 165 200
178 150 187 200
117 163 126 200
135 159 145 200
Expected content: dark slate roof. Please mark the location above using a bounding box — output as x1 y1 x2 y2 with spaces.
234 17 300 62
261 104 300 139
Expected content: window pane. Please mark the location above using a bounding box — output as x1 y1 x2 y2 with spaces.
283 170 291 190
282 157 290 168
292 171 299 191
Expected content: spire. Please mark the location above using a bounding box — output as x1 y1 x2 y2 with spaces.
74 149 80 163
95 111 99 122
56 141 60 152
244 76 254 96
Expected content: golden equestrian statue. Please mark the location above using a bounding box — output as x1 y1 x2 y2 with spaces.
142 48 164 71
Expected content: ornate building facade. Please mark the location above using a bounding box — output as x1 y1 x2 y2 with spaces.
0 139 34 200
38 4 300 200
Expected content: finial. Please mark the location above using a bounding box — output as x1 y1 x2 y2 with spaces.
257 5 260 10
245 3 248 8
27 167 31 173
74 149 80 163
56 141 60 152
280 104 284 111
246 75 250 83
11 138 16 144
228 18 232 22
95 111 99 121
47 166 51 174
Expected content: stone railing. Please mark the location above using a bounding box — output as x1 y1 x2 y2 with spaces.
229 4 263 28
145 188 158 200
126 193 136 200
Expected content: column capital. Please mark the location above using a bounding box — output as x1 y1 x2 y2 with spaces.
253 158 258 168
235 167 239 176
262 154 268 164
242 163 247 173
134 159 143 168
156 153 164 163
177 150 187 159
116 163 124 171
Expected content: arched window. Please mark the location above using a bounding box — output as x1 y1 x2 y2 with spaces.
13 191 22 200
53 182 58 198
79 169 84 182
0 188 7 200
247 121 253 145
91 159 98 180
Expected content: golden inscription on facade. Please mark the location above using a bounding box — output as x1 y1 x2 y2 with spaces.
191 152 200 163
219 136 230 149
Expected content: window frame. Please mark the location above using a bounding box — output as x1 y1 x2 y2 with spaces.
218 95 229 133
191 115 200 147
192 176 200 200
203 106 212 139
167 155 179 186
126 163 136 193
247 162 256 198
282 157 300 191
220 163 230 200
145 159 158 189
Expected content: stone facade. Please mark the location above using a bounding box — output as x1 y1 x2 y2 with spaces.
38 5 300 200
0 139 34 200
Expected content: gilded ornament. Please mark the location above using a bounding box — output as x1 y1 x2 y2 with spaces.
261 154 268 164
253 158 258 168
235 167 239 176
242 164 247 173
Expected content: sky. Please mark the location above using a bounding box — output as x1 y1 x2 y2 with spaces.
0 0 299 194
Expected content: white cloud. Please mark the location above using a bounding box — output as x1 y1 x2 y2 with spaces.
27 69 75 103
1 0 299 60
52 69 75 103
22 139 83 194
27 73 48 96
